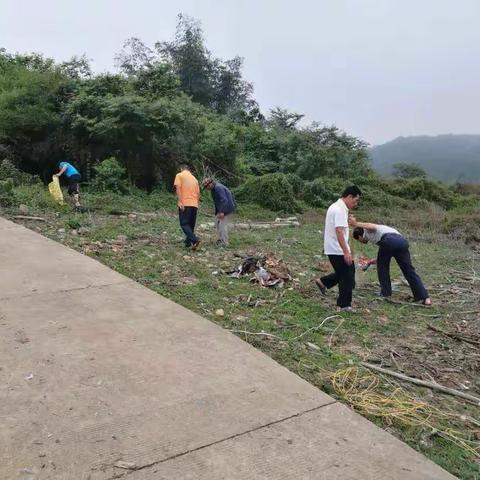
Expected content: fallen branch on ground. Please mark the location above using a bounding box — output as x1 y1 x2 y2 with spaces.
13 215 46 221
384 298 429 308
361 362 480 405
229 329 282 340
427 324 480 347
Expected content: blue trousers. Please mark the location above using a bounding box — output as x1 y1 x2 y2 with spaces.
377 233 428 300
179 207 198 247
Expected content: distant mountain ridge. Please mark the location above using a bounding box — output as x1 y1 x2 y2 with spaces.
369 134 480 183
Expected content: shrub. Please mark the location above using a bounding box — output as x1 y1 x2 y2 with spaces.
233 173 302 213
391 178 458 209
91 157 129 193
303 177 345 208
284 173 305 198
0 159 36 186
0 178 17 207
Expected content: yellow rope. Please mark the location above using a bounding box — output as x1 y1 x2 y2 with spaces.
331 367 479 458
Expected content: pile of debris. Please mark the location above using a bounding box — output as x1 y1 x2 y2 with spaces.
229 253 291 288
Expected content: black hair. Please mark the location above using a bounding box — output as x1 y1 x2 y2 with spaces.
341 185 362 198
179 163 191 171
353 227 364 240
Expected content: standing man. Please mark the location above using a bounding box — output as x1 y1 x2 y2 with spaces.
55 160 81 208
174 164 200 249
350 218 432 305
315 186 362 312
202 177 236 247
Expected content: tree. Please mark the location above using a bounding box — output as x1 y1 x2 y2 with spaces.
392 162 427 179
157 14 255 115
60 55 92 79
0 50 67 177
268 107 304 130
115 37 154 76
157 14 214 106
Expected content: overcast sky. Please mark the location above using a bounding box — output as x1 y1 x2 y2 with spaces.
1 0 479 145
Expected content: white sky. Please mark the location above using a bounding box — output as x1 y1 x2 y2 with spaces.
1 0 479 145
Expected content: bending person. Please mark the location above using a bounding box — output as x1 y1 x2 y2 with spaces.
55 160 81 208
350 217 431 305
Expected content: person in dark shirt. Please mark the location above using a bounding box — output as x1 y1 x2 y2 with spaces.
202 178 236 247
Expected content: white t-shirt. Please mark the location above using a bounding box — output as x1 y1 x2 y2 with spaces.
324 198 350 255
364 225 400 244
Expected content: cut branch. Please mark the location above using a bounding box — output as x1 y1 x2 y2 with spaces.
361 362 480 405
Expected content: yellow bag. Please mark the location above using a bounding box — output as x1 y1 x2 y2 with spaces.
48 176 64 205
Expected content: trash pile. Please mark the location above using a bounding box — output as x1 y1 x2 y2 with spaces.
229 253 291 288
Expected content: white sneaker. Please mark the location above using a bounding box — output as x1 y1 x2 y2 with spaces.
336 306 356 313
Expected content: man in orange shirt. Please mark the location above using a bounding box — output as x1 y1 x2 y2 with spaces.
174 164 201 249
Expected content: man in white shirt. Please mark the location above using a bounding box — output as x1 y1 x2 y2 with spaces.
315 186 362 312
350 218 431 305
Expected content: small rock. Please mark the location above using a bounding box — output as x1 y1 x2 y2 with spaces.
78 226 90 235
71 229 78 236
127 214 137 220
306 342 321 351
215 309 225 317
19 204 29 215
58 228 65 234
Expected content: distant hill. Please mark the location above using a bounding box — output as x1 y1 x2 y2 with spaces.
369 134 480 183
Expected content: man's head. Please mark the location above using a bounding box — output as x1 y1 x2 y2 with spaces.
353 227 368 244
202 177 215 190
341 185 362 209
179 163 191 172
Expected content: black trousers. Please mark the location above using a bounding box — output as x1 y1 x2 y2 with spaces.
67 174 81 195
321 255 356 308
179 207 198 247
377 233 428 300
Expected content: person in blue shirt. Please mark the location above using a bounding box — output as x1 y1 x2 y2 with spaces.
202 177 236 247
55 161 81 208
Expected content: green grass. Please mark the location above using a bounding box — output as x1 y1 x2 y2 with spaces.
2 188 479 478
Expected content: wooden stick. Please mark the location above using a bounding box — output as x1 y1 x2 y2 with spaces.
13 215 46 221
229 329 281 340
361 362 480 405
384 298 429 308
427 324 480 347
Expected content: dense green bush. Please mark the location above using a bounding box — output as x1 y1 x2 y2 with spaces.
303 177 345 208
91 157 129 193
0 159 37 186
391 178 458 209
0 178 16 207
284 173 305 198
233 173 303 213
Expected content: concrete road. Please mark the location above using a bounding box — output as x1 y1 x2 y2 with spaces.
0 217 456 479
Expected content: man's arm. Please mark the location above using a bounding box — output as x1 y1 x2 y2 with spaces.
175 186 184 210
336 227 352 265
54 166 67 177
215 187 229 218
349 215 377 231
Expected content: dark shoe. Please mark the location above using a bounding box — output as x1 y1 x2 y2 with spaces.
191 240 201 251
315 279 327 296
